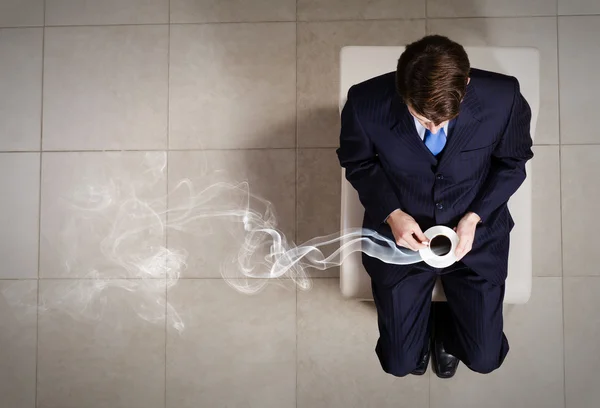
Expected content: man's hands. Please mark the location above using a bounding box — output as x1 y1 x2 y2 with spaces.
386 209 481 259
386 209 429 251
454 212 481 261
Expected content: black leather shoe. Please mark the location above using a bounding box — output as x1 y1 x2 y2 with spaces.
431 302 459 379
411 342 430 375
432 337 459 378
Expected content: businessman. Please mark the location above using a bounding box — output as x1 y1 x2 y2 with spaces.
336 35 533 378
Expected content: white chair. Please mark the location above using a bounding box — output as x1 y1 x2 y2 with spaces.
339 46 539 304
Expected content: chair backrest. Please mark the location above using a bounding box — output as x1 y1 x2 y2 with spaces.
339 46 539 304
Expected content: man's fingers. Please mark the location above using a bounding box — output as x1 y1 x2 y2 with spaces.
404 234 426 251
397 235 422 251
413 228 429 245
455 237 472 260
393 221 429 251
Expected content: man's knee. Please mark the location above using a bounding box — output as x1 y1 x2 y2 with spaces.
466 348 507 374
376 342 419 377
379 356 417 377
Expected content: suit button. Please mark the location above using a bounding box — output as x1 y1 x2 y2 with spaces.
436 174 444 180
436 202 444 210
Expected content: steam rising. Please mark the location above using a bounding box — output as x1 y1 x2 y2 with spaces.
35 152 424 332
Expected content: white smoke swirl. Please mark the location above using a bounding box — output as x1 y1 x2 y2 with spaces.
36 152 424 333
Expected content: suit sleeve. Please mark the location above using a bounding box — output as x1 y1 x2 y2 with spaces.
336 89 402 224
468 78 534 222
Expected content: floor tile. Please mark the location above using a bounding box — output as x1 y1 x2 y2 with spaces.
167 150 295 279
532 146 562 276
559 0 600 15
170 0 295 23
0 28 42 151
297 279 429 408
0 153 40 279
37 279 166 408
0 0 43 27
169 23 295 149
297 0 425 21
39 152 168 278
297 148 341 278
560 145 600 276
430 277 564 408
46 0 169 25
428 17 559 145
564 277 600 408
558 16 600 144
427 0 556 17
0 280 37 408
297 20 426 148
43 26 168 150
166 279 296 408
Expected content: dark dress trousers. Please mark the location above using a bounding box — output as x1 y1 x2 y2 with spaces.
336 68 534 376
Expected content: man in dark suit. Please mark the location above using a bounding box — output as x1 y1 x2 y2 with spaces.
336 35 534 378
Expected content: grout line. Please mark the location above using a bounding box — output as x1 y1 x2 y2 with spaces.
43 21 294 28
164 5 171 408
5 143 600 155
1 147 302 153
25 275 600 280
557 12 600 17
2 13 596 31
44 22 171 28
294 1 299 406
165 4 173 406
425 0 429 33
38 17 430 28
556 14 567 408
425 14 562 20
163 276 168 408
3 13 598 31
0 25 44 29
428 357 432 408
35 2 46 405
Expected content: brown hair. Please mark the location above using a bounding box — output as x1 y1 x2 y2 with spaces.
396 35 470 126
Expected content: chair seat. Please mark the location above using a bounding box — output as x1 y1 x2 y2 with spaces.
338 46 539 304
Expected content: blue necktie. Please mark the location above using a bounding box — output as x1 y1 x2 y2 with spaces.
424 127 447 156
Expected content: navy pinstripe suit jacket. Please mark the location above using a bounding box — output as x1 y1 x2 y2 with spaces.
337 69 534 285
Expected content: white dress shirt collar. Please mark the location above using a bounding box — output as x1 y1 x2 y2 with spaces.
411 115 450 141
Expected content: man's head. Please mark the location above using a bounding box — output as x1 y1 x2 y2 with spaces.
396 35 470 134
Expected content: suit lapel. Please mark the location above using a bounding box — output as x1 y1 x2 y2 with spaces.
389 94 438 165
437 86 483 170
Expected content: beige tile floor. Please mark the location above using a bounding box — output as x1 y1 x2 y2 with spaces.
0 1 598 407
